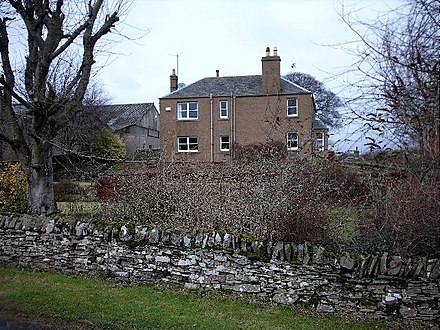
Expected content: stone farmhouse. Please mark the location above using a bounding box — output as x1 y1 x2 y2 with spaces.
159 47 328 162
86 103 160 156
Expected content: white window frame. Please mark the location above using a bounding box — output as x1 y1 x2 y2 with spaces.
220 100 228 119
220 136 230 151
287 98 298 117
287 132 299 151
177 102 198 120
315 132 325 151
177 137 198 152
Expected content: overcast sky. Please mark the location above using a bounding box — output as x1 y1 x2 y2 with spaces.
97 0 402 151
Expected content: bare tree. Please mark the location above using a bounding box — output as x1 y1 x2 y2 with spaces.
57 80 112 155
284 72 343 129
338 0 439 161
0 1 128 215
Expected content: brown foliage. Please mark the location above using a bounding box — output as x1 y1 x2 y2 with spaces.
93 159 366 250
361 178 440 257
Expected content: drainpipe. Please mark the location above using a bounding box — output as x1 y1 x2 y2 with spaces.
230 92 233 161
233 94 237 159
210 93 214 163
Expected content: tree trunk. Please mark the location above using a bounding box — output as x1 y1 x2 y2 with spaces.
19 139 57 215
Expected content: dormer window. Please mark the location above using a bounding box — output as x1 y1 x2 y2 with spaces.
178 102 198 120
220 100 228 119
287 98 298 117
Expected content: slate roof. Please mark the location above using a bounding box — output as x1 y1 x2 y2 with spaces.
11 103 158 131
161 75 311 99
89 103 157 131
312 119 328 130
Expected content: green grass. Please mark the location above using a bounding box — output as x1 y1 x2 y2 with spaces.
0 265 385 330
57 201 102 216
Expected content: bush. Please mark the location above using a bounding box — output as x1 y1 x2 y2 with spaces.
95 176 121 200
234 141 287 161
91 129 126 159
0 163 28 213
54 180 89 202
360 179 440 257
91 159 365 250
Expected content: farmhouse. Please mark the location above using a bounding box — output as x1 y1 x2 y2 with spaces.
159 47 328 162
86 103 160 156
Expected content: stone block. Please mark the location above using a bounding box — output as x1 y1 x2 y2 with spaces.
387 256 402 276
429 259 440 279
75 222 85 236
149 228 160 244
171 232 182 246
184 282 199 290
251 240 264 255
135 226 147 241
272 241 285 261
214 233 223 247
119 225 132 241
273 293 299 305
284 243 292 261
161 230 171 244
340 254 355 271
313 246 325 264
380 252 388 274
183 234 193 248
223 233 232 249
233 284 261 293
316 301 335 313
155 256 170 263
45 219 56 234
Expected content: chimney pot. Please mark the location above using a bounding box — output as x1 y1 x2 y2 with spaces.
172 69 176 75
273 46 278 56
216 69 219 78
265 47 270 56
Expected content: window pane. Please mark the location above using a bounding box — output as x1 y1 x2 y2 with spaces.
189 102 197 110
288 99 296 106
189 110 198 118
179 103 187 110
220 136 230 150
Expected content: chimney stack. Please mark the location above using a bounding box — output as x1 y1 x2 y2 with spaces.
170 69 178 92
261 46 281 95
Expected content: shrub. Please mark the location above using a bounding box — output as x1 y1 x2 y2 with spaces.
360 179 440 257
92 159 364 251
54 180 87 202
234 141 287 161
91 129 126 159
95 176 121 200
0 163 28 213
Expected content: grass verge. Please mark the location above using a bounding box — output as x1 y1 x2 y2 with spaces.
0 265 387 330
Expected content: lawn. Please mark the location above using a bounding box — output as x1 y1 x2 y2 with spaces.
0 265 386 330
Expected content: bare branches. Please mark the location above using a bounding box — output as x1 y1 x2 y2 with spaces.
337 0 440 158
0 0 127 215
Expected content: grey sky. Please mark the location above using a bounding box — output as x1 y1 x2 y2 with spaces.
96 0 402 151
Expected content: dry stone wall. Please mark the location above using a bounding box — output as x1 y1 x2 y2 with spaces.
0 215 439 323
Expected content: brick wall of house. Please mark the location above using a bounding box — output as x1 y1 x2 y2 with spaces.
160 93 316 162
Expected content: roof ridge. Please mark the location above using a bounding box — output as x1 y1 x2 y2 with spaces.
280 76 312 93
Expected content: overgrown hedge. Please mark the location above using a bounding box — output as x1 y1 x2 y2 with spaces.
0 163 28 213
